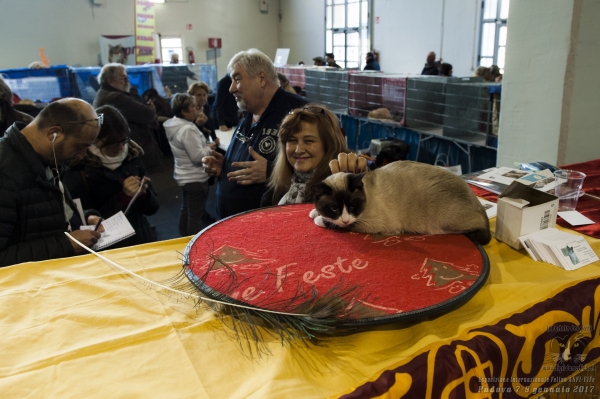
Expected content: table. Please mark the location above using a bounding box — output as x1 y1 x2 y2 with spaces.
2 207 600 398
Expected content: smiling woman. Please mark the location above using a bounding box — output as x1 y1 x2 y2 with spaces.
261 104 348 206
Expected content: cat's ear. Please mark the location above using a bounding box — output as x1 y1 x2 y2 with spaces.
312 182 331 200
347 173 365 192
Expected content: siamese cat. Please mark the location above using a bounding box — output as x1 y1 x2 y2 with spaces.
310 161 491 245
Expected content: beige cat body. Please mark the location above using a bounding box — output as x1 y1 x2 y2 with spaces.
310 161 491 244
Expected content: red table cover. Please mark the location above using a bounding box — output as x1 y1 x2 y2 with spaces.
184 203 489 326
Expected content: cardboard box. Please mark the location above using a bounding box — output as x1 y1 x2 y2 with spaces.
495 181 559 250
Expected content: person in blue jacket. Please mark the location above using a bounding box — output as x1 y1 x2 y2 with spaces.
202 49 307 219
363 52 381 71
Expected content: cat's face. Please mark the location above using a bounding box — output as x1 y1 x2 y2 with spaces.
313 173 366 228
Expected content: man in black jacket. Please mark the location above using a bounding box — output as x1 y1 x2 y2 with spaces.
0 98 102 267
93 63 163 173
202 49 307 219
421 51 441 75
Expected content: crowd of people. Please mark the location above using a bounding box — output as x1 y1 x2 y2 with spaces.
0 49 346 267
0 47 502 267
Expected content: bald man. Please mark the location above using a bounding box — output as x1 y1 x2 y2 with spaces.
0 98 103 267
421 51 441 75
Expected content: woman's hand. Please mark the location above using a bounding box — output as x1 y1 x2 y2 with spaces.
123 176 144 197
195 112 208 126
330 152 368 174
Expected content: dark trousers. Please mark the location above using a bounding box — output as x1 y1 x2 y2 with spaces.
179 181 208 237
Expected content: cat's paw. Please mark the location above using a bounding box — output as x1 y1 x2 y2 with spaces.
314 215 327 228
309 208 320 220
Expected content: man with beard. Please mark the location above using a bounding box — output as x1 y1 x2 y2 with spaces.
0 98 102 266
202 48 307 219
93 63 163 172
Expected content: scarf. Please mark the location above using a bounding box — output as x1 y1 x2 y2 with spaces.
88 143 129 170
278 171 313 205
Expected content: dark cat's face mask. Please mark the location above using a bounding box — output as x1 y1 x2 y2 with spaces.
313 174 367 227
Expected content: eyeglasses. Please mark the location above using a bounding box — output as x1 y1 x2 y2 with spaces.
234 124 254 143
234 117 260 144
61 114 104 127
98 134 131 149
114 75 129 81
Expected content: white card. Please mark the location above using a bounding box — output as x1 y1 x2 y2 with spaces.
558 211 595 226
478 198 497 219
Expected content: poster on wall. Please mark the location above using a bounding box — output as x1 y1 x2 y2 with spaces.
134 0 156 64
99 35 136 65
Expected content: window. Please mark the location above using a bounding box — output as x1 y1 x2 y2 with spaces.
325 0 370 69
161 36 183 64
479 0 509 73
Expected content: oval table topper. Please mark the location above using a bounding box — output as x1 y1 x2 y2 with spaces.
183 203 490 329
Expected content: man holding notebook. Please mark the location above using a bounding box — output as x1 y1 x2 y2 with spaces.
0 98 103 267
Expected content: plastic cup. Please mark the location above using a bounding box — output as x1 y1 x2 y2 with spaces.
554 170 586 211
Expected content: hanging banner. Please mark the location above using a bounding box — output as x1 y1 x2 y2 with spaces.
99 35 136 65
134 0 156 64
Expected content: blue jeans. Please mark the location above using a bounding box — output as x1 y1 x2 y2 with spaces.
179 181 208 237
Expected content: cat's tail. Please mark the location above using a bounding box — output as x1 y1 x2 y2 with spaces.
466 228 492 245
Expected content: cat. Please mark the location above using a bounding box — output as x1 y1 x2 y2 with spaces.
546 332 590 367
309 161 491 245
108 44 127 64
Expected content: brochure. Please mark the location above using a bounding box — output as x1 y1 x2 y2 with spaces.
518 228 599 270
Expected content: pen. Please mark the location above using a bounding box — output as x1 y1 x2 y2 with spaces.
94 218 103 231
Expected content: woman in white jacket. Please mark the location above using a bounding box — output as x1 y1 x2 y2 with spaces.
164 93 214 236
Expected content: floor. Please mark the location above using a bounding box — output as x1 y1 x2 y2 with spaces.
146 155 218 242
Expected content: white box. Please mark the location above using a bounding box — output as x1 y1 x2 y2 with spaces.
495 181 559 250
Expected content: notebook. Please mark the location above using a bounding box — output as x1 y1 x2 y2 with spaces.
81 211 136 250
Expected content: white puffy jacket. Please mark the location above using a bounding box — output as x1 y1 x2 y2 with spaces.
163 117 212 185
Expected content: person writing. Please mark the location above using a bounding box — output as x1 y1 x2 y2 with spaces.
63 105 159 248
0 98 103 266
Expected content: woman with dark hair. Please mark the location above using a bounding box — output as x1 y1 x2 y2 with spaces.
0 75 33 136
261 103 348 206
63 105 160 248
440 63 453 77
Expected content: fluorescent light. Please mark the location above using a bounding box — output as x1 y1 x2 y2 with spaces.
148 0 165 3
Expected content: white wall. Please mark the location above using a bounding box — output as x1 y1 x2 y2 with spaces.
0 0 280 78
496 0 600 167
280 0 325 65
372 0 479 76
562 0 600 164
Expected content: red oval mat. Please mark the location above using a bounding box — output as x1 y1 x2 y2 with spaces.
184 203 489 327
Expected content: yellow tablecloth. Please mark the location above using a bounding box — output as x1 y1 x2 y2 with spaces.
1 220 599 398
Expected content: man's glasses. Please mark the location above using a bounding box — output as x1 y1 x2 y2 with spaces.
234 117 258 144
114 76 129 81
62 114 104 127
